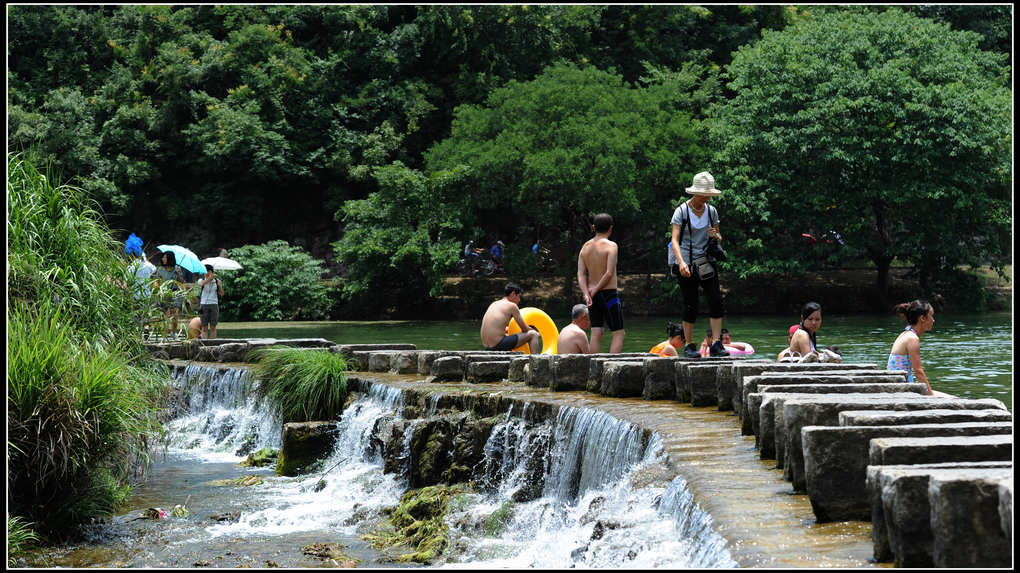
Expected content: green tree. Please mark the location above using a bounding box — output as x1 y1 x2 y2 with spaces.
332 162 469 315
217 240 331 321
425 61 712 274
712 9 1011 303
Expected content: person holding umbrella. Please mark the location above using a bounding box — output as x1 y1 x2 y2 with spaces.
197 264 225 339
154 250 185 338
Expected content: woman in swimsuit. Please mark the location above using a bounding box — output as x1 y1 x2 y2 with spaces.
650 322 686 357
790 302 823 361
888 300 937 395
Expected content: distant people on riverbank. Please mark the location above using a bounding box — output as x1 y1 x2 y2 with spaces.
649 322 686 357
578 212 625 353
490 240 504 270
670 171 728 358
556 304 591 354
888 299 947 396
480 283 540 352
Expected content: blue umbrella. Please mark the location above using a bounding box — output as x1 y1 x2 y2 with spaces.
156 244 207 274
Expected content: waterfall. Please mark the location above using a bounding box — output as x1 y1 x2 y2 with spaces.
452 401 736 568
166 364 282 461
206 381 407 538
158 370 733 567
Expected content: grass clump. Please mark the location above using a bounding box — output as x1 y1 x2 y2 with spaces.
484 500 515 537
250 348 349 422
364 484 469 564
7 151 171 536
7 516 40 566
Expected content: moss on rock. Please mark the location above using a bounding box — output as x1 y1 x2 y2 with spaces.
365 484 470 564
240 447 279 467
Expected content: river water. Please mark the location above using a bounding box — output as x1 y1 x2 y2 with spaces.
218 312 1013 410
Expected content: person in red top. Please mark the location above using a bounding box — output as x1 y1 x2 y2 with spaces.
649 322 686 357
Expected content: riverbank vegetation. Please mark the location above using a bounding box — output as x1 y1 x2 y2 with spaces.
8 5 1011 321
249 347 349 423
7 154 172 548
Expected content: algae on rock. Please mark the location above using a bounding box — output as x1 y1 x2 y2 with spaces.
364 484 470 564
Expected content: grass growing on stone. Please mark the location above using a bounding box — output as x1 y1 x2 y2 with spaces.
364 484 469 564
250 347 348 422
484 501 515 537
240 447 279 467
207 476 264 487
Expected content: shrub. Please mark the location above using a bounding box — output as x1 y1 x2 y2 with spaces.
249 348 349 423
7 301 166 533
217 240 331 321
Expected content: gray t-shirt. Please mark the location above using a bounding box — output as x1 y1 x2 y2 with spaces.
668 203 718 265
199 278 220 305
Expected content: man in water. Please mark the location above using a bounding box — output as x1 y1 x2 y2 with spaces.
480 283 540 352
577 213 626 353
556 304 591 354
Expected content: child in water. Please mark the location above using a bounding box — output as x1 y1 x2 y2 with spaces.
650 322 686 357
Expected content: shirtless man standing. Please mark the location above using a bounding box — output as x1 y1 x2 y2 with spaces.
577 213 625 353
480 283 541 352
556 304 591 354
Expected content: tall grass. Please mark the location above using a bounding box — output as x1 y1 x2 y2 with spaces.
7 515 40 566
250 348 349 422
7 151 171 535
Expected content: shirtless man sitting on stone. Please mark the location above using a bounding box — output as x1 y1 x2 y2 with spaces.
577 212 626 353
556 304 591 354
480 283 540 352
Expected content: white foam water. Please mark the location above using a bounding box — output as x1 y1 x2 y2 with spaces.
164 367 734 567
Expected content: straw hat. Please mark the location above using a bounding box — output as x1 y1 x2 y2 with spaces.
685 171 723 196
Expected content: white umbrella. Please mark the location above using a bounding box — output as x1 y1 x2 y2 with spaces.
200 256 243 271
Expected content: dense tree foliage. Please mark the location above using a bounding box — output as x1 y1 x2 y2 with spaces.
7 5 1012 314
217 240 332 321
711 8 1011 301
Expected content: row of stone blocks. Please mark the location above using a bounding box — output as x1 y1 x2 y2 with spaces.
147 337 338 362
735 366 1012 568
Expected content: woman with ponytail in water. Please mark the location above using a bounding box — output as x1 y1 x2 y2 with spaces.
888 300 948 396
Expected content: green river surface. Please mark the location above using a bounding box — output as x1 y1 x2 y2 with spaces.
219 311 1014 411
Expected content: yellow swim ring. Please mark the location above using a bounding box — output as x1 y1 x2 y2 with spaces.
506 307 559 354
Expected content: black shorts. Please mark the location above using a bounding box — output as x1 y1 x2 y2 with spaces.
590 289 624 331
485 334 520 351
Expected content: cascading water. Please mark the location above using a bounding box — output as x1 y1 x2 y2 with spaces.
30 367 735 568
165 364 282 461
441 402 738 568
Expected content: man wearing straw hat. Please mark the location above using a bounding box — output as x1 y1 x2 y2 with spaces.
669 171 730 359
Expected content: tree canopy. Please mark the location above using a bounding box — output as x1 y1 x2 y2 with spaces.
710 8 1012 299
7 5 1013 314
